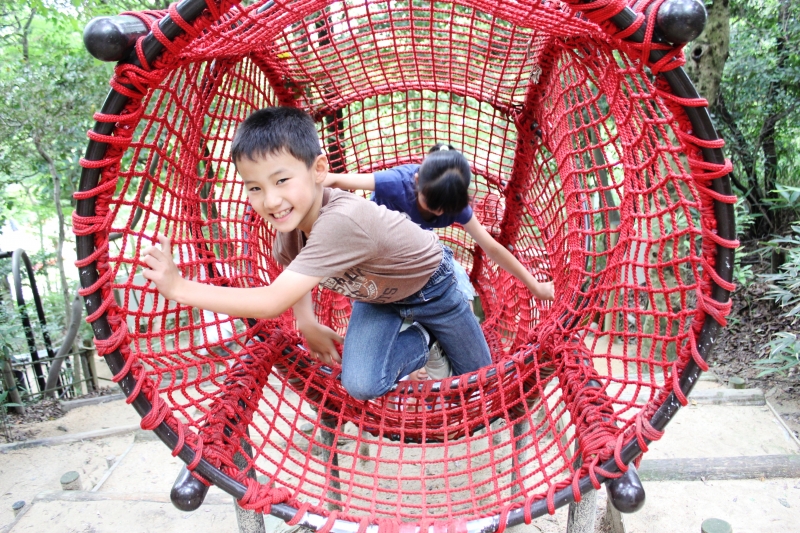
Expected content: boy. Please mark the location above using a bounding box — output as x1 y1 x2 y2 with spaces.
141 107 491 401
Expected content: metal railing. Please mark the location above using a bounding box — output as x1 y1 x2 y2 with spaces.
6 344 99 402
1 249 94 411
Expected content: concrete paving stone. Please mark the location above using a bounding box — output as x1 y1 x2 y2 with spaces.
622 478 800 533
644 405 800 459
638 454 800 481
9 498 237 532
688 388 766 406
0 425 140 452
60 393 126 413
0 435 133 529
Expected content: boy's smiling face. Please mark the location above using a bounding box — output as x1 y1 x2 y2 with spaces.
238 150 328 235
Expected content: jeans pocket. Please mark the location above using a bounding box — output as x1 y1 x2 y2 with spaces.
420 274 456 302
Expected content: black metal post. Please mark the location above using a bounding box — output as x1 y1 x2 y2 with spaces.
10 249 56 394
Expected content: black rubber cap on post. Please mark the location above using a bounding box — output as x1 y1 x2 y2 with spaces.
83 15 150 62
655 0 708 44
171 465 210 512
607 464 646 513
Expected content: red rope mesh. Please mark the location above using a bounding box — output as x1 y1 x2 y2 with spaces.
75 0 736 526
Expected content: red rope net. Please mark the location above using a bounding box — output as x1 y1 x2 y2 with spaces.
75 0 736 526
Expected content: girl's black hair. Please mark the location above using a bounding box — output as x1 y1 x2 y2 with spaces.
231 107 322 167
417 143 471 215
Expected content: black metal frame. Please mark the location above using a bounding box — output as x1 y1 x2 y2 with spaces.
75 0 735 531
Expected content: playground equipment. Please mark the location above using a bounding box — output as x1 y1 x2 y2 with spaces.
77 0 736 531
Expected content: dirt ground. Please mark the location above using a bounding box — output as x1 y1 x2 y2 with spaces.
0 382 121 443
709 252 800 441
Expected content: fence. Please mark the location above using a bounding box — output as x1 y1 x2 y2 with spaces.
0 249 96 412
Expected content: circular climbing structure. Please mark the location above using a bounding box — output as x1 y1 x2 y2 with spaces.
75 0 736 529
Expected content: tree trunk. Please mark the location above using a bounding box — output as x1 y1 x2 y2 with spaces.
16 8 36 62
22 185 55 295
32 138 71 329
715 94 773 234
684 0 730 107
760 29 788 202
37 218 54 295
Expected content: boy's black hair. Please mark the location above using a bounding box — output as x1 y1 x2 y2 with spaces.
417 143 471 215
231 107 322 167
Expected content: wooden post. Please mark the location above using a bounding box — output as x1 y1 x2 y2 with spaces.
233 437 266 533
11 500 25 517
319 416 342 510
1 358 24 415
82 347 99 391
701 518 732 533
603 497 625 533
60 471 82 491
567 488 597 533
567 416 598 533
510 418 530 495
72 352 84 396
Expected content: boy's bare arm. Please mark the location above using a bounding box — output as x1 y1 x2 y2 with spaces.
292 292 343 365
463 217 555 301
141 235 322 319
323 172 376 191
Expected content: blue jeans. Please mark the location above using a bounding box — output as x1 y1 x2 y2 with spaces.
340 246 492 400
453 260 476 301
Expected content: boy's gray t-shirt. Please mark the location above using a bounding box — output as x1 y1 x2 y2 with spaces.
273 188 442 303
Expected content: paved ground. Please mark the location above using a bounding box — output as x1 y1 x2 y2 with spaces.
1 375 798 533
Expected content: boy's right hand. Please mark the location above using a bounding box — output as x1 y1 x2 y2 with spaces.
300 322 344 366
141 234 185 302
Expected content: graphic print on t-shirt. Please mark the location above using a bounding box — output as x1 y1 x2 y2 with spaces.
321 267 378 299
321 267 403 303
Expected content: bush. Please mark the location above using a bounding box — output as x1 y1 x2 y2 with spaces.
733 197 756 287
758 224 800 376
756 332 800 377
761 225 800 317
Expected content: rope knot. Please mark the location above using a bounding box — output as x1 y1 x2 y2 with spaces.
237 478 290 513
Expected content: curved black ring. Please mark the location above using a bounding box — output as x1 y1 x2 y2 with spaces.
74 0 735 531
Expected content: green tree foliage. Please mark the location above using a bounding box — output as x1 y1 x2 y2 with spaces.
0 0 168 407
0 0 797 390
0 0 117 325
713 0 800 236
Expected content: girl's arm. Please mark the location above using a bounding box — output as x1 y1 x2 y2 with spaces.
463 217 555 301
324 172 376 191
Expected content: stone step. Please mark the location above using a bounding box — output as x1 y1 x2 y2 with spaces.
617 387 765 406
639 454 800 481
60 392 126 412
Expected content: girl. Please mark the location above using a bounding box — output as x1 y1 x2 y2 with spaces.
325 144 554 303
325 144 554 379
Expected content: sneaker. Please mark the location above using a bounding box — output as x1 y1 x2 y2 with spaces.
406 322 453 380
424 341 452 380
